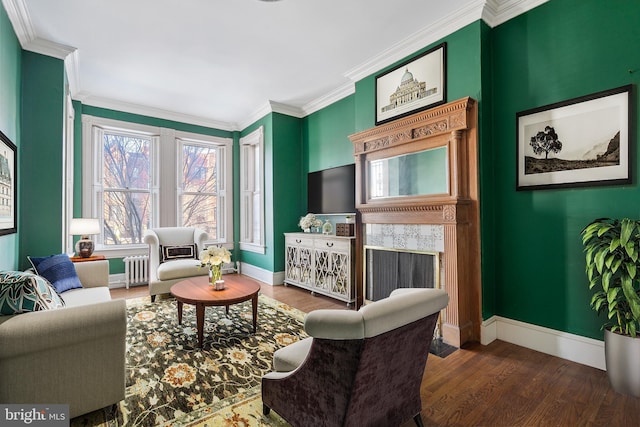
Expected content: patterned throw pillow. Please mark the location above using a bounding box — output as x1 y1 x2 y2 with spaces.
160 244 197 263
28 254 83 294
0 271 65 315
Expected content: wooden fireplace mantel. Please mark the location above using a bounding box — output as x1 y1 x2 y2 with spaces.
349 97 481 347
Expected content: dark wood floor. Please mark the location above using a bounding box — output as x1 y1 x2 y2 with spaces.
111 278 640 427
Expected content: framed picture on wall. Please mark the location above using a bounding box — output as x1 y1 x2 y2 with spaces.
375 43 447 126
0 130 17 235
516 85 632 191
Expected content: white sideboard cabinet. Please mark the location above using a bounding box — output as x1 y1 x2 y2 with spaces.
284 233 355 305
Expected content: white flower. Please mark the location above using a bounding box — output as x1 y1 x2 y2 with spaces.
299 213 322 230
199 246 232 268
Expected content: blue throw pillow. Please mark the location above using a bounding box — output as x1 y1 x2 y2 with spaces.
28 254 83 294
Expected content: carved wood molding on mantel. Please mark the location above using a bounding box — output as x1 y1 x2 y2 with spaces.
349 97 481 348
352 97 475 157
357 200 474 226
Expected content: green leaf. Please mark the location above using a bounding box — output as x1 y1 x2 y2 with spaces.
595 249 607 274
607 287 620 306
627 263 637 279
630 322 637 338
611 259 622 274
602 270 612 292
625 241 635 258
605 254 615 269
620 276 640 321
610 237 621 252
621 219 635 246
598 224 614 237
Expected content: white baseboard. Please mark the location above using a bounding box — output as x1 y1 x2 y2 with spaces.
238 262 284 286
481 316 605 371
108 273 127 289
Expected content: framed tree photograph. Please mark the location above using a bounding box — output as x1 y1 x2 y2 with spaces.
0 130 17 235
516 85 632 191
375 43 447 126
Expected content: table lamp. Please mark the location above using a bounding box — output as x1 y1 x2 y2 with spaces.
70 218 101 258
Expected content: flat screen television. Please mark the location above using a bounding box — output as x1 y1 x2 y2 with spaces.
307 164 356 214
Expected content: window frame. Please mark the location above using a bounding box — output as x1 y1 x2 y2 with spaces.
80 116 233 258
175 131 233 247
239 126 265 254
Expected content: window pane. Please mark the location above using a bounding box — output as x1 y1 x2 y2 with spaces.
103 133 150 190
182 144 217 194
103 191 150 245
181 194 217 239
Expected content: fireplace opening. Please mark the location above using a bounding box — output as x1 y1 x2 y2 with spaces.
364 246 439 302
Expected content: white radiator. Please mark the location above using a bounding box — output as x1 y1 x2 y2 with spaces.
123 255 149 289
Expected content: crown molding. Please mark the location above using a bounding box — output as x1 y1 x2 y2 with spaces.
239 100 306 130
78 95 237 132
2 0 35 46
302 81 355 117
2 0 75 59
269 101 305 118
483 0 549 27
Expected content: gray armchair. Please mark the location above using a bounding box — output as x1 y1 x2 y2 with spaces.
262 288 449 427
143 227 208 301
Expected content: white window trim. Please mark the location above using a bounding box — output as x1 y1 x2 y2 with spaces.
239 126 265 254
80 115 233 257
175 130 233 248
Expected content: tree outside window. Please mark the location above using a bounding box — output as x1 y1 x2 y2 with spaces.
179 142 220 240
102 133 151 245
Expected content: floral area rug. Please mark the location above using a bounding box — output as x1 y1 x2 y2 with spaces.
72 294 304 426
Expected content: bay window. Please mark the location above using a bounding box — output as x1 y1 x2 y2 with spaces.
80 116 233 257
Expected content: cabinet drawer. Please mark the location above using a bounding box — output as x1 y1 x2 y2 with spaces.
285 235 314 247
314 238 350 252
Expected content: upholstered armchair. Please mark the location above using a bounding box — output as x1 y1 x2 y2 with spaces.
143 227 208 301
262 288 449 427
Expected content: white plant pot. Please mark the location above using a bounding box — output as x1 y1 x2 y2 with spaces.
604 328 640 397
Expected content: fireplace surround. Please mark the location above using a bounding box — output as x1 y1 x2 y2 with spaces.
349 97 480 347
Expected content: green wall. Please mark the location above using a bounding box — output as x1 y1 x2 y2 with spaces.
490 0 640 339
18 52 64 270
272 113 303 272
304 95 355 173
0 5 20 270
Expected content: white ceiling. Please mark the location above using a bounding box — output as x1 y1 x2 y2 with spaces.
4 0 544 130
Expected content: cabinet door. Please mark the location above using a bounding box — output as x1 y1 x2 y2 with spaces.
285 244 300 283
314 238 351 297
330 250 351 298
285 235 314 286
313 247 332 293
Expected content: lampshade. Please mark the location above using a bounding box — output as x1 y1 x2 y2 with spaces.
70 218 100 258
69 218 101 236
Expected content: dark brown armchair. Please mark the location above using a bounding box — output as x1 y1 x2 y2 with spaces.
261 288 449 427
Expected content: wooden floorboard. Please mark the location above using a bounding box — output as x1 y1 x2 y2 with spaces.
110 278 640 427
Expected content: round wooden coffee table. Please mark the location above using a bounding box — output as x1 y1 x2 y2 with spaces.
170 275 261 348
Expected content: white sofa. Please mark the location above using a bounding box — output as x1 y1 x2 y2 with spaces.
0 261 127 419
143 227 208 301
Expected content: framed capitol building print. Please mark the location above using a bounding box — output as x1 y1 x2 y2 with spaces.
375 43 447 126
0 130 16 235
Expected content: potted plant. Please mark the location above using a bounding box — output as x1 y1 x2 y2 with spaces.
582 218 640 397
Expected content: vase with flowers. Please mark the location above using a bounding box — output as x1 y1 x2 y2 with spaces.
199 245 232 289
299 213 322 233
